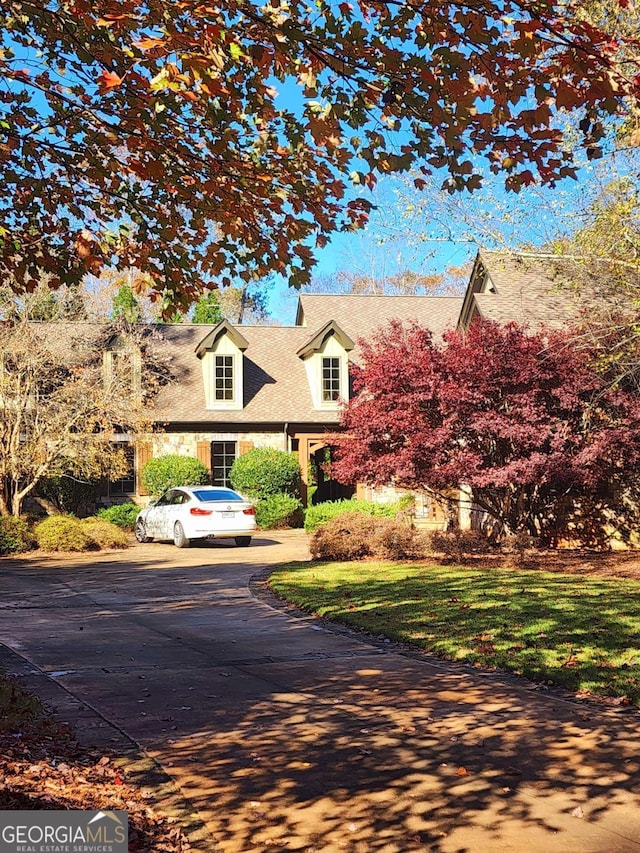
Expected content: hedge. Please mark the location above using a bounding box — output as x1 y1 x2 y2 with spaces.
304 498 400 533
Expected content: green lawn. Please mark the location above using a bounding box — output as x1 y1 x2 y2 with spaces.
269 560 640 705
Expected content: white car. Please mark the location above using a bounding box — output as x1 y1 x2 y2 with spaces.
134 486 256 548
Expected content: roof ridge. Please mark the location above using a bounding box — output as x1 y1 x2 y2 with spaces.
480 249 600 262
299 292 464 299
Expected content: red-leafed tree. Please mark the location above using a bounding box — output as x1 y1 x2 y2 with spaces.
1 2 639 312
333 320 640 545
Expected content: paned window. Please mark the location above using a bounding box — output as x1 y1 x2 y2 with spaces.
322 357 340 402
212 441 237 486
109 445 135 496
215 355 234 401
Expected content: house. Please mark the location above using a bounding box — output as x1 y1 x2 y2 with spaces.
100 249 590 519
124 293 463 507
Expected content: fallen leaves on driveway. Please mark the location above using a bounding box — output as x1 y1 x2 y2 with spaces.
0 689 193 852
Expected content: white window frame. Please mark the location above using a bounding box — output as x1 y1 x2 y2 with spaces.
214 354 235 403
321 356 341 403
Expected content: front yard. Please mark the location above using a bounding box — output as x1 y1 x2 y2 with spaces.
269 554 640 706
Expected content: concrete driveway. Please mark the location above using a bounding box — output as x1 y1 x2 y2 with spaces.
2 531 640 852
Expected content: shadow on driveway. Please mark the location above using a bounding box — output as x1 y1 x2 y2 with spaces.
2 532 640 852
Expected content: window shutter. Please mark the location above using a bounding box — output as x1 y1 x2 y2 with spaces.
197 440 212 477
136 443 153 496
238 441 254 456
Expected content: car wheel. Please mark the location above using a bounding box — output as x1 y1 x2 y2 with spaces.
234 536 252 547
173 521 190 548
134 519 152 543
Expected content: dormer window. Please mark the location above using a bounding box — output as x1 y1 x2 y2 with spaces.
215 355 234 402
195 320 248 411
322 357 341 402
297 321 354 411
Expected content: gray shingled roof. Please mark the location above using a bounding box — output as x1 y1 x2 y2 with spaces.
152 323 333 424
152 295 465 424
22 321 331 425
297 293 464 342
29 258 609 427
465 251 588 329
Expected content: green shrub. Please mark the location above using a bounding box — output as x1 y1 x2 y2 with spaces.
310 512 427 561
429 529 492 561
0 517 35 555
304 499 399 533
97 502 140 529
230 447 301 499
256 494 304 530
141 455 209 497
34 516 91 552
81 518 129 549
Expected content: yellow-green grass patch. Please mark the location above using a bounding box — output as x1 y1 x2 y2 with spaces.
269 560 640 704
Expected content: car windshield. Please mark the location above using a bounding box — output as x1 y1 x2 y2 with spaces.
192 489 244 502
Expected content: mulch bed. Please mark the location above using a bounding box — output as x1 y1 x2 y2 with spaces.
470 548 640 579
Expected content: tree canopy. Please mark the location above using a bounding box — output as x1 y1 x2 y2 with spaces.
333 320 640 545
0 313 171 516
111 283 142 323
2 1 639 312
192 290 223 324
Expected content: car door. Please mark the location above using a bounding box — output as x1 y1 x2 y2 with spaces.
165 490 190 538
145 490 175 539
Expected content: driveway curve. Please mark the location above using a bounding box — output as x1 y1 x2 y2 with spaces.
2 531 640 852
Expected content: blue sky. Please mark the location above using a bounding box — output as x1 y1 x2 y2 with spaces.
268 139 640 325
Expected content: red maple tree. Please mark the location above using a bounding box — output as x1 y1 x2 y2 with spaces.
333 320 640 544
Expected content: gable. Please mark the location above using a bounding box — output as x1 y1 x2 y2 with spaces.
194 320 249 410
295 321 353 410
458 250 586 331
296 320 355 359
195 320 249 358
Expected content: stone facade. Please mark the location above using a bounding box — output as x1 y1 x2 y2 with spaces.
120 430 291 506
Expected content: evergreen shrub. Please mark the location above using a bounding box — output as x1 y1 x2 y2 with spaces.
141 455 209 497
34 516 91 552
0 517 35 555
97 503 140 529
37 475 98 516
230 448 301 499
255 494 303 529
